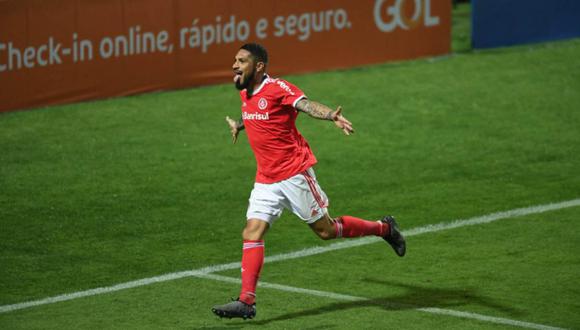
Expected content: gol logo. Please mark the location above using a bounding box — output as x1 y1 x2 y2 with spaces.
374 0 440 32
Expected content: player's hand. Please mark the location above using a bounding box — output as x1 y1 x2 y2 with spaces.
225 116 240 144
331 106 354 135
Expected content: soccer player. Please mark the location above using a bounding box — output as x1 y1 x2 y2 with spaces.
211 43 406 320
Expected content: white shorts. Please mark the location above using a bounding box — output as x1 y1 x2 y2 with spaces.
246 167 329 225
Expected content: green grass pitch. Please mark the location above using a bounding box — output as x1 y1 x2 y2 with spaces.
1 4 580 329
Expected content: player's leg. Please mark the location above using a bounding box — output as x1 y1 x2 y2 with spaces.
238 182 284 307
211 219 267 320
318 213 406 257
243 218 269 240
286 167 406 256
239 219 268 305
212 183 283 319
308 212 387 239
307 213 336 240
308 213 406 257
292 168 388 239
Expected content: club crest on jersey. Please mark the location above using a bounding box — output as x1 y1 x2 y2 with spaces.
258 98 268 110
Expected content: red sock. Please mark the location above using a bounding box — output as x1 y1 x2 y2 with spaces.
239 240 264 305
334 216 388 238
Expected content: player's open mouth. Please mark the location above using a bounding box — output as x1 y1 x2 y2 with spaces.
233 71 242 83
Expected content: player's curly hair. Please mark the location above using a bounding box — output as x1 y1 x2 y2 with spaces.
240 43 269 67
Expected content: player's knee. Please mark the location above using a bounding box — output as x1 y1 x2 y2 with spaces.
314 228 335 240
242 219 269 240
310 215 336 240
242 227 261 240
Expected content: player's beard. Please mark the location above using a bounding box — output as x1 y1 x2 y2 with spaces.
235 66 256 95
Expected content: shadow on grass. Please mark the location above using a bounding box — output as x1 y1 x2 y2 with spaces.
242 278 521 326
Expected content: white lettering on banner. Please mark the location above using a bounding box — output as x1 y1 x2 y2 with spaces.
255 18 269 39
180 16 250 53
1 8 352 73
374 0 439 32
243 111 270 121
99 26 173 59
72 33 93 62
273 9 351 42
0 27 173 73
0 38 63 72
178 10 352 53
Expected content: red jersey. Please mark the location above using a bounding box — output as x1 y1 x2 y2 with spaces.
240 75 317 183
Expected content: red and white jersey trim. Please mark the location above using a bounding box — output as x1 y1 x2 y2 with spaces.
292 95 306 108
251 75 272 95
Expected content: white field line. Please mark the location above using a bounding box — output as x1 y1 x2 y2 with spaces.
198 273 566 330
1 198 579 314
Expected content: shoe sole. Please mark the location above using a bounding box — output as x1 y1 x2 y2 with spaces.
212 307 255 320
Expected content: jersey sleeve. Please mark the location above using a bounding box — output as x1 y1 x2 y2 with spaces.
277 79 306 108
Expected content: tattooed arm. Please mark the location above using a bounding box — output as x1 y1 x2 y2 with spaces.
295 99 335 120
295 99 354 135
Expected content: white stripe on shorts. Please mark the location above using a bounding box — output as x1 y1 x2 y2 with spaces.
302 170 327 208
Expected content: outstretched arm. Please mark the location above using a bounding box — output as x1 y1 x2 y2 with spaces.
295 99 354 135
225 116 244 144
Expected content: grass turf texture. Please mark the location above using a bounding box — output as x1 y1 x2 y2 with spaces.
1 3 580 329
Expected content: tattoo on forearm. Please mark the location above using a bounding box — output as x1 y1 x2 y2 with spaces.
237 118 245 130
297 100 334 120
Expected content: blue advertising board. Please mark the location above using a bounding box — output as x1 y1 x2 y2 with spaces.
472 0 580 49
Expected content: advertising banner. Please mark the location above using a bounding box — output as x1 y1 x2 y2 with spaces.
472 0 580 49
0 0 451 112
